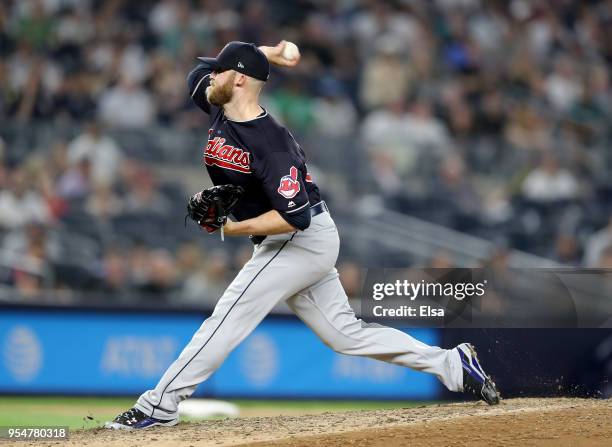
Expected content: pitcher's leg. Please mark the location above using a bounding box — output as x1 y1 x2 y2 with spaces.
134 287 270 419
287 270 463 392
135 231 337 420
135 237 304 419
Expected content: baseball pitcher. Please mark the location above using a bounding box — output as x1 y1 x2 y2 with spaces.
106 41 500 430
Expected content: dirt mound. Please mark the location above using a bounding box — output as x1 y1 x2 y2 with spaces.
15 398 612 447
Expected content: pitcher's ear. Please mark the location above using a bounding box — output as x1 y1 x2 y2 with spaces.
235 73 247 86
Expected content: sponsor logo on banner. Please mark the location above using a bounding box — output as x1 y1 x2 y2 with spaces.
240 333 278 387
100 336 178 377
3 326 43 383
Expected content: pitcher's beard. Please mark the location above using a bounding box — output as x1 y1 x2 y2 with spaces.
207 78 234 106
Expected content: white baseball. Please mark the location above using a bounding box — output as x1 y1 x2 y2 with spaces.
282 41 300 61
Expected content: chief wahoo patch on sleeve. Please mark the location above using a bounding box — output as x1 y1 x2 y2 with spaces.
277 166 301 199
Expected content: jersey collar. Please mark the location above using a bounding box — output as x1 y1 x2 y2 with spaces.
223 107 268 123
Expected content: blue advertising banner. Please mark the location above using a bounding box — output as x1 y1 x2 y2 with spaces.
0 309 440 399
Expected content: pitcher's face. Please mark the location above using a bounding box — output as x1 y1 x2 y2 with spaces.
207 70 236 106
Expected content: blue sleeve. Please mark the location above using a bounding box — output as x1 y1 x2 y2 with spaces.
187 63 212 114
279 204 311 231
251 151 310 215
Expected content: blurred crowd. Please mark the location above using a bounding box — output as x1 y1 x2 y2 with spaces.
0 123 243 304
2 0 612 303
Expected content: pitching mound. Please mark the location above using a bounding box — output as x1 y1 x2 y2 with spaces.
16 398 612 447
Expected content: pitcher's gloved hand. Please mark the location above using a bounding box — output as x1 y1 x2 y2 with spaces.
186 184 245 233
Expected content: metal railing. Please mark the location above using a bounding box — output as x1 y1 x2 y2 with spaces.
343 208 558 267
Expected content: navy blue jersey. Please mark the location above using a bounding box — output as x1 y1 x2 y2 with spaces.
187 64 321 223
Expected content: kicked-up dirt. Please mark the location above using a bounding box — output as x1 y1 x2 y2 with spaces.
9 398 612 447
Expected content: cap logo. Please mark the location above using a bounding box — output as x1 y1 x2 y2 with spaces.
237 61 244 69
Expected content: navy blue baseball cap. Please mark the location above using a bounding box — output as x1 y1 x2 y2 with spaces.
198 41 270 82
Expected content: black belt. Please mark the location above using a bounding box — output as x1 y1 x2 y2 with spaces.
309 201 328 217
250 201 329 245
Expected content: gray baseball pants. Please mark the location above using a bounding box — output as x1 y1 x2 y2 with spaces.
135 210 462 420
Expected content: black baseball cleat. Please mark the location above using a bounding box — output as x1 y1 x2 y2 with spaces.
104 407 178 430
457 343 500 405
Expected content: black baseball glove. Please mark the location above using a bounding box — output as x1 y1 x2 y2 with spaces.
186 184 245 233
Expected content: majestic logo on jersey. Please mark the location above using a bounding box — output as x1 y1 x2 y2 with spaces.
277 166 301 199
204 133 251 174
